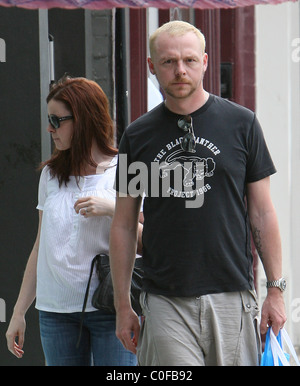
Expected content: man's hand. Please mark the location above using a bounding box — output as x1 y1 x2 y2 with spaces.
260 289 286 336
115 308 140 354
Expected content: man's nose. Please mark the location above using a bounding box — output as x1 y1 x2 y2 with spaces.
175 60 186 77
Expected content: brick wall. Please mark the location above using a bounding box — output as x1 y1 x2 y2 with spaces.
90 10 114 115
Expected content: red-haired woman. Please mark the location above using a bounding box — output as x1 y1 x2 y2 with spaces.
6 77 140 366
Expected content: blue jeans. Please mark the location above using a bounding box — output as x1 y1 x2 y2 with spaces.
39 310 137 366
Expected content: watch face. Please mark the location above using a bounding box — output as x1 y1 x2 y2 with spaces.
280 279 287 291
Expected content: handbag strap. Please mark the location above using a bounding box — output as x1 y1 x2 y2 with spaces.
76 255 98 348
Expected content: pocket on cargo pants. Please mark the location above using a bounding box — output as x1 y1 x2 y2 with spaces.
233 290 261 366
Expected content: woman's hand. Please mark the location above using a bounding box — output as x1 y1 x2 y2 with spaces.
6 314 26 358
74 196 115 218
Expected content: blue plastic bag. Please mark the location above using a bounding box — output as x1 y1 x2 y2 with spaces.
261 327 290 366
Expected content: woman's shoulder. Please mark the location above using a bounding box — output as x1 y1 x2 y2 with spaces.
39 164 51 182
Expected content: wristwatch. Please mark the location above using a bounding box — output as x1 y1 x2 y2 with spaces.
266 277 287 292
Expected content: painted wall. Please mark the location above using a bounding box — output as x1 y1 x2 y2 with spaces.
255 1 300 346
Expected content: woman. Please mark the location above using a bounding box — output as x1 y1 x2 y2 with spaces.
6 77 141 366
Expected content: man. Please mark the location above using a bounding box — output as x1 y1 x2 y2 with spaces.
109 21 286 366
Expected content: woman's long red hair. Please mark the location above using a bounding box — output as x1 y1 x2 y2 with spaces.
42 77 117 186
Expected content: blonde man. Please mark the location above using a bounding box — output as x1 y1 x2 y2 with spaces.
110 21 286 366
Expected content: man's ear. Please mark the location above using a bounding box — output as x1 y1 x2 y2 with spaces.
148 57 156 75
203 53 208 72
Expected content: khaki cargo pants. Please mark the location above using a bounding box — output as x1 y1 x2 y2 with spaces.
137 290 261 366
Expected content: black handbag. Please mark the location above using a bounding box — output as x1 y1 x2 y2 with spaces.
77 254 143 347
91 254 143 315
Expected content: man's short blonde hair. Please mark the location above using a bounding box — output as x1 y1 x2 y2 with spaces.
149 20 206 59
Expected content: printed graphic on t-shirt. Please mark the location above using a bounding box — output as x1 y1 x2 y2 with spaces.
118 134 221 208
151 135 221 208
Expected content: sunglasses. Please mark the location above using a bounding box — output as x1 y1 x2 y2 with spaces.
178 115 196 153
48 114 73 129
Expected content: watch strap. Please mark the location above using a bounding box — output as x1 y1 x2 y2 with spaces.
266 277 286 291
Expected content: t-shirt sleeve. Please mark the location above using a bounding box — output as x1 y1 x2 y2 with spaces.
246 115 277 183
36 166 49 210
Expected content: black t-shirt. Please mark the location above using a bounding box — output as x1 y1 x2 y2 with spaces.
115 94 276 297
